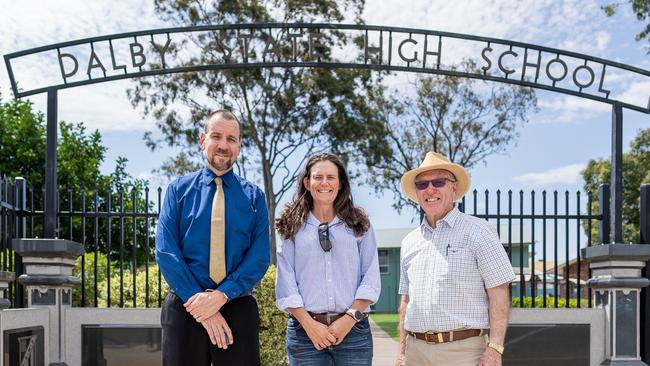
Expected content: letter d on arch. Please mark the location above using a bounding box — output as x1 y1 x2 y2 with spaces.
57 52 79 81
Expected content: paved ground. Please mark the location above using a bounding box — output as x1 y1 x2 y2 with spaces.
370 318 398 366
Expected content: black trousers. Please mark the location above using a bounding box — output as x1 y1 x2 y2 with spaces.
161 293 261 366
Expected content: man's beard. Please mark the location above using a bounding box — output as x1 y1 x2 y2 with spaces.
208 151 234 172
209 157 233 171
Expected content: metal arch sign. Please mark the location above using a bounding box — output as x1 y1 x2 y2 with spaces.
1 22 647 244
3 23 650 113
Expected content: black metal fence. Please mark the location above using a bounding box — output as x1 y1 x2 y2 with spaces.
0 177 164 308
1 176 612 309
457 187 607 308
0 177 26 307
53 184 163 308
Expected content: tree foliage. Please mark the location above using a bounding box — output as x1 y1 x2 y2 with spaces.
128 0 389 258
348 61 538 215
582 128 650 244
0 96 154 272
603 0 650 50
0 97 47 188
0 96 122 197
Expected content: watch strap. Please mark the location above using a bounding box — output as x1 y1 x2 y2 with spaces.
486 341 504 354
345 308 364 322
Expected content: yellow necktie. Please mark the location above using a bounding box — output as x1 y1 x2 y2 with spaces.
210 177 226 283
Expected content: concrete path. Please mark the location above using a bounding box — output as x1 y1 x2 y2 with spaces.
370 318 398 366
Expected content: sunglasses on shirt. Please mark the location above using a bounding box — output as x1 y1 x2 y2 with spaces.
318 223 332 252
414 178 456 190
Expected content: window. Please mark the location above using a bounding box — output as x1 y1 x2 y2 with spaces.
378 249 389 274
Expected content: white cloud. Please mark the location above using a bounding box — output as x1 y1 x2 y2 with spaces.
56 83 157 132
363 0 613 55
536 97 609 123
619 80 650 109
535 96 610 123
0 0 167 130
513 163 587 186
595 31 612 52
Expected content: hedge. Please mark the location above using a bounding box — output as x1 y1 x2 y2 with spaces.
511 296 589 308
73 255 289 365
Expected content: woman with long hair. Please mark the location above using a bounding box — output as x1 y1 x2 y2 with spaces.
275 152 380 366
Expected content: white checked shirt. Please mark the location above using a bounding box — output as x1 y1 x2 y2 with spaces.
398 207 515 332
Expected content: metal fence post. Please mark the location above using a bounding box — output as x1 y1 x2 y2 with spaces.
610 104 623 243
13 177 26 308
599 184 611 244
640 184 650 363
44 88 58 239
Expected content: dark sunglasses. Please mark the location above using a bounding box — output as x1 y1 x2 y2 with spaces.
318 223 332 252
414 178 456 190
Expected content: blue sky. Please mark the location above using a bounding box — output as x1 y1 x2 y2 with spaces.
0 0 649 235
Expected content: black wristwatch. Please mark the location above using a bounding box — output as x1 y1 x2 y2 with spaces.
345 309 365 322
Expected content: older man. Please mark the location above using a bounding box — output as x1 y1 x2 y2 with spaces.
156 109 270 366
394 152 515 366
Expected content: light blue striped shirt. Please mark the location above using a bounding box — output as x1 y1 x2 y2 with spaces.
275 212 381 313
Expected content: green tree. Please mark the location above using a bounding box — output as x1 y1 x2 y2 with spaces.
0 96 112 213
0 96 156 306
0 97 46 187
348 61 538 215
128 0 388 260
603 0 650 50
57 122 107 189
582 128 650 244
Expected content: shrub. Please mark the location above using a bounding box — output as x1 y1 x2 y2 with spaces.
511 296 589 308
100 263 169 308
72 252 110 307
73 253 169 307
256 265 289 366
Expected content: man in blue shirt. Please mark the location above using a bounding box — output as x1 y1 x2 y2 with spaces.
156 109 270 366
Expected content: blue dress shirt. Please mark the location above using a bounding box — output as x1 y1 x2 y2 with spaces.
156 167 270 302
275 213 381 313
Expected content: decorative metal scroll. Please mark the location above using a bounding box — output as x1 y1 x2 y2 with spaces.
4 23 650 113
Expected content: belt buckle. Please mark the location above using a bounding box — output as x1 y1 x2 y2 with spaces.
424 331 444 344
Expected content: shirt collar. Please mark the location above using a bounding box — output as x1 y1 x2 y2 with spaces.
201 167 236 187
306 211 341 227
420 205 461 233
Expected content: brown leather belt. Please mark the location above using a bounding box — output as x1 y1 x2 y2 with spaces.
307 312 346 325
408 329 487 344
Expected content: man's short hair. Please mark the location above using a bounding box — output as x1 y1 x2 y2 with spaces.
204 109 241 132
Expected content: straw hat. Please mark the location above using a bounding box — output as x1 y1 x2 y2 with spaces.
400 152 470 202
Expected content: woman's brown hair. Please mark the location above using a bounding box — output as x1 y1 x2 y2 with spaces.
275 152 370 240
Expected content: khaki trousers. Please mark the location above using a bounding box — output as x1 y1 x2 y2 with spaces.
405 334 487 366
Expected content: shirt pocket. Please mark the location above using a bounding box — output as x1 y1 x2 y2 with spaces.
446 244 483 288
231 204 255 237
447 243 474 266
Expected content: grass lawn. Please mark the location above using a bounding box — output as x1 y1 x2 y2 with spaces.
369 313 399 341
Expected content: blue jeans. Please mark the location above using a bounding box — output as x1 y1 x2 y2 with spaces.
286 317 373 366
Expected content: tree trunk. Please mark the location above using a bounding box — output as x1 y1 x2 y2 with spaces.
261 157 277 264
